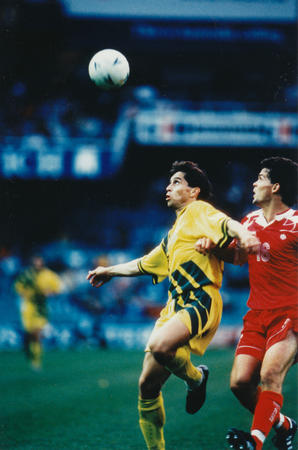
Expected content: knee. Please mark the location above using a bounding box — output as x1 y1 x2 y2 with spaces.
149 341 173 366
230 373 254 396
260 367 282 391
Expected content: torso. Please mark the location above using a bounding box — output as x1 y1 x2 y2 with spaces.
243 208 298 309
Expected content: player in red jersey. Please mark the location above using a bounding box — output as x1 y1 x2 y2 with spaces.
195 157 297 450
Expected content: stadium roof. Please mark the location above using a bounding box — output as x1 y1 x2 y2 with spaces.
61 0 297 23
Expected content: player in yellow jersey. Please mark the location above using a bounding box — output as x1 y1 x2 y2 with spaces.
87 161 260 449
15 255 62 370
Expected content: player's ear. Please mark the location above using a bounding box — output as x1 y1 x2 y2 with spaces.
272 183 280 195
191 187 200 199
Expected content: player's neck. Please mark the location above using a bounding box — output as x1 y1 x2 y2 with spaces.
262 199 289 223
175 198 196 214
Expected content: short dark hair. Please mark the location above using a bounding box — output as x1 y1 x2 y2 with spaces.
169 160 212 201
260 156 298 206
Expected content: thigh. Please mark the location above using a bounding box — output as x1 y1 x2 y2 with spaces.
265 309 298 352
231 353 261 386
147 315 191 354
261 329 298 388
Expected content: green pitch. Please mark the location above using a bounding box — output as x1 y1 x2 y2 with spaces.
1 348 297 449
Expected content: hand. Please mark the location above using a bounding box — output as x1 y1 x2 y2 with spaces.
195 237 216 255
238 232 260 254
86 266 112 288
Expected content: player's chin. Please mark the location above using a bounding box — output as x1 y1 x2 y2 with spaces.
167 198 178 208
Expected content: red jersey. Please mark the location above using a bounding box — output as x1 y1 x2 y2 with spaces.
242 208 298 310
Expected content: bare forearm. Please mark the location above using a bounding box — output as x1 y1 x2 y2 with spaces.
212 246 236 263
215 246 248 265
195 235 248 265
226 218 259 256
87 258 142 288
107 258 142 277
226 219 246 239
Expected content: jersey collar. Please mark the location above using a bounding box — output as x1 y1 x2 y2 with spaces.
257 207 294 227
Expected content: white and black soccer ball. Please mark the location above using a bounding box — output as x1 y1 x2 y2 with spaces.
88 49 130 90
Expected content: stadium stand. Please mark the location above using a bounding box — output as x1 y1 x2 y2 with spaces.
0 0 296 350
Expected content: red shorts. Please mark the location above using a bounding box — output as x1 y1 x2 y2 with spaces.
235 305 298 361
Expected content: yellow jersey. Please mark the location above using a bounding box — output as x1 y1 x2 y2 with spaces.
138 200 230 290
15 267 61 318
138 200 231 355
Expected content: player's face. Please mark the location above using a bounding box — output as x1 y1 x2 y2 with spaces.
166 171 197 210
252 168 273 205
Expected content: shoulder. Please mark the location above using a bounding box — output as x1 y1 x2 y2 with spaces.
242 209 261 224
279 209 298 232
290 209 298 222
187 200 214 214
187 201 229 228
185 201 209 221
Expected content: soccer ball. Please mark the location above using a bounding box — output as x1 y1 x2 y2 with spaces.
88 49 130 90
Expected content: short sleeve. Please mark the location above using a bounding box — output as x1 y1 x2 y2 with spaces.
138 240 168 284
190 202 232 248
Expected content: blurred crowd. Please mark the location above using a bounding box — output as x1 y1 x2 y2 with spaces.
0 0 295 353
0 211 250 351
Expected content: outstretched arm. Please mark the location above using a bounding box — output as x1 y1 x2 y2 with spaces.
86 258 142 288
195 237 248 265
195 218 259 264
226 219 260 254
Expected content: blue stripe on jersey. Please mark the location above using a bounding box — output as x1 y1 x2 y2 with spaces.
180 261 212 287
174 291 211 337
169 261 211 299
161 235 168 254
186 306 199 338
